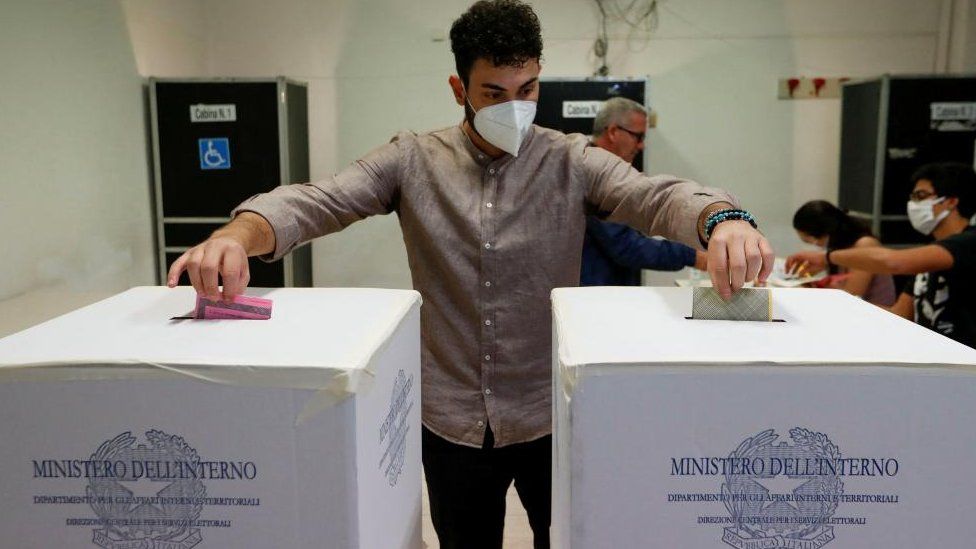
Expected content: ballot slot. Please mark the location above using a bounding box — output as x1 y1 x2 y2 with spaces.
683 316 786 322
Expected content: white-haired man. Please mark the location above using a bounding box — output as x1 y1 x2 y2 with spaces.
582 97 707 286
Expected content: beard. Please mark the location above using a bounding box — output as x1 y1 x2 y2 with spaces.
463 99 486 142
464 100 475 127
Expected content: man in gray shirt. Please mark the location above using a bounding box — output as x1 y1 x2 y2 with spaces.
168 1 773 547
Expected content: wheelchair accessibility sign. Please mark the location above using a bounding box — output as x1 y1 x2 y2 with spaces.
198 137 231 170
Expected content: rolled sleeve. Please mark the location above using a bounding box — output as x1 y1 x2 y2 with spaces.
231 136 404 261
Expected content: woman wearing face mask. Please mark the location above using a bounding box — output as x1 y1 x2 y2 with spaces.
787 162 976 349
791 200 896 307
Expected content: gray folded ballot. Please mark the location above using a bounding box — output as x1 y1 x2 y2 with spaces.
691 287 772 322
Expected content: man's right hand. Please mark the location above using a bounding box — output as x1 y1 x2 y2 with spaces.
166 212 275 301
167 236 250 302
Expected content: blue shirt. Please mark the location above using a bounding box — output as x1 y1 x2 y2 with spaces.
580 216 698 286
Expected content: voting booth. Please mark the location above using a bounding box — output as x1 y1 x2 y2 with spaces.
0 287 422 549
551 287 976 548
150 78 313 288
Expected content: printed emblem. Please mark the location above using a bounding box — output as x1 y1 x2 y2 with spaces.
379 369 414 487
87 431 206 549
721 428 843 548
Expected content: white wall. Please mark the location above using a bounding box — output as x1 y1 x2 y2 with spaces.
0 1 155 336
948 0 976 72
121 0 209 77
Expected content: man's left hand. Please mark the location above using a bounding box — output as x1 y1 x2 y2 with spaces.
707 220 774 299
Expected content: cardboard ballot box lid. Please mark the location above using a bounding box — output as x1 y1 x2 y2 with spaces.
0 286 421 393
552 287 976 375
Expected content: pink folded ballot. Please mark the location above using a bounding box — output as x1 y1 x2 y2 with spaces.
194 294 273 320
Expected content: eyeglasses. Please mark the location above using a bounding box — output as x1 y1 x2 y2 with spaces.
909 189 937 201
616 125 646 143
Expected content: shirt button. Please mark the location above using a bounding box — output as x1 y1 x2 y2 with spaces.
489 168 495 174
484 242 491 249
485 319 492 326
484 354 491 361
485 388 492 395
486 202 493 208
485 281 491 287
477 420 485 427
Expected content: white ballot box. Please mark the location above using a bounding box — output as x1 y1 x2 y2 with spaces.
551 287 976 549
0 287 422 549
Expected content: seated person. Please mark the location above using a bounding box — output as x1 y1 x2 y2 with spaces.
788 163 976 348
582 96 705 286
791 200 896 306
582 217 707 286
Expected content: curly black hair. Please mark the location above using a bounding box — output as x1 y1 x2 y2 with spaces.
450 0 543 86
911 162 976 218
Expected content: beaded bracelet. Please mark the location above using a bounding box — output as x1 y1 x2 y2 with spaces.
704 208 758 241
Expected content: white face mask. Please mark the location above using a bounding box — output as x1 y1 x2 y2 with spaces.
465 90 536 157
907 196 949 235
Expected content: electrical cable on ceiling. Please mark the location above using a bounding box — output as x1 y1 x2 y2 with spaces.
592 0 659 76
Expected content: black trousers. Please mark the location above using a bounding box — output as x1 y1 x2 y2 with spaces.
422 425 551 549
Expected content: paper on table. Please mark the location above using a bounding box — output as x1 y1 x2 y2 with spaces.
691 287 772 322
766 257 827 288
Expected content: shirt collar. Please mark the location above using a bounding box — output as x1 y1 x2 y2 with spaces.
456 122 536 167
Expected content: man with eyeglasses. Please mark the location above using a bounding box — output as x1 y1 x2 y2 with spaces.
581 97 707 286
787 162 976 349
